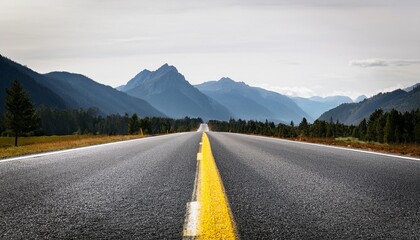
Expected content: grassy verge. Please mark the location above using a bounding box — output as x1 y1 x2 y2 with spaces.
294 136 420 158
0 135 147 159
242 134 419 158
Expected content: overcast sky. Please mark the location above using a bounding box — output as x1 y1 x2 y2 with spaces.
1 0 419 99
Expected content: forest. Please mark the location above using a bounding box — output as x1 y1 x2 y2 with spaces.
208 109 420 144
0 106 202 136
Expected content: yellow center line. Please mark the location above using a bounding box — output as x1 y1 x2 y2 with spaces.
198 132 238 239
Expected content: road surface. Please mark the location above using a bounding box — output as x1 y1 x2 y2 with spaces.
1 126 420 239
208 132 420 239
0 133 200 239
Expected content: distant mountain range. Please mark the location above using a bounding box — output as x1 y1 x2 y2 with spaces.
195 78 311 123
118 64 232 120
2 54 418 125
0 55 164 117
291 96 353 120
319 85 420 125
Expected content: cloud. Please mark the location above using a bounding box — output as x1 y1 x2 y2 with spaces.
350 59 420 68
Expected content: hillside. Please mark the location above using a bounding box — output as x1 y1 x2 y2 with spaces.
319 86 420 125
196 78 311 123
0 55 67 112
119 64 232 120
404 83 420 92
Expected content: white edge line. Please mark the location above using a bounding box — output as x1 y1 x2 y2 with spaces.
183 140 202 238
183 201 200 237
0 132 189 163
227 132 420 162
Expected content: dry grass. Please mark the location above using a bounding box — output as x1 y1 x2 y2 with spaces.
246 134 419 158
294 136 420 158
0 135 146 159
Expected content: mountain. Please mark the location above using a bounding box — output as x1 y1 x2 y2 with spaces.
0 55 164 117
319 86 420 125
45 72 164 116
291 95 353 120
0 55 67 113
404 83 420 92
195 78 311 123
354 95 367 103
119 64 232 120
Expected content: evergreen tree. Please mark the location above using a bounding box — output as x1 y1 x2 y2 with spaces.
376 115 386 143
384 110 400 143
367 109 383 142
358 119 367 140
0 114 5 134
414 109 420 143
326 117 335 138
128 113 140 134
4 80 39 146
298 117 309 136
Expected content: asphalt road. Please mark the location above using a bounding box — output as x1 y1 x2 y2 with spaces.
208 132 420 239
0 133 201 239
2 130 420 239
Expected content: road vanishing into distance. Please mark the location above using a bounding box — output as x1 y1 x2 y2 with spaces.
1 124 420 239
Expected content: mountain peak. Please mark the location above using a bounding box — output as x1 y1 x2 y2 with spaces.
119 63 232 120
219 77 234 82
218 77 248 87
157 63 177 73
354 95 367 103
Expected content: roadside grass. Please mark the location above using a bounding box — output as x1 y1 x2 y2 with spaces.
247 134 419 158
335 137 370 144
0 135 146 159
297 136 420 158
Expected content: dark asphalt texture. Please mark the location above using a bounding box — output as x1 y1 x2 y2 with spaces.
0 133 201 239
208 132 420 239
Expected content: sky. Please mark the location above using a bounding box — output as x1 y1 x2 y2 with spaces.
1 0 419 100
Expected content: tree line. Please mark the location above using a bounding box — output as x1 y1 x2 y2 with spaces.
33 107 202 136
1 80 202 146
1 106 202 136
208 108 420 144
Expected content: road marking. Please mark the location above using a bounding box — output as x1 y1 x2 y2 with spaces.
0 133 189 163
236 133 420 162
184 201 200 237
199 133 237 239
183 133 238 239
184 141 202 238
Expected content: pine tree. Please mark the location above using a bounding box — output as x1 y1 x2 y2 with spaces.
367 109 383 142
298 117 309 136
376 115 386 143
384 110 399 143
4 80 38 146
128 113 140 134
358 119 367 141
